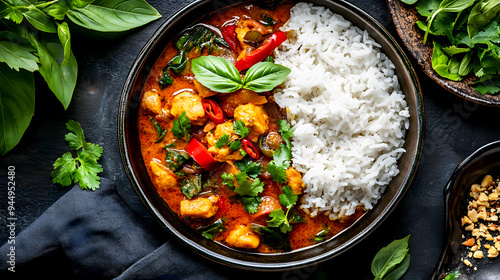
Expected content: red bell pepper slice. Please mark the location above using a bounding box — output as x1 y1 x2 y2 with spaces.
222 24 237 52
235 31 287 71
241 138 260 159
202 99 224 124
186 138 217 170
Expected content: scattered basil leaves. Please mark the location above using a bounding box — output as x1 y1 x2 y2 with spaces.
0 0 162 155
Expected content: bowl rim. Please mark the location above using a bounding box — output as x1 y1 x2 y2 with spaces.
118 0 425 271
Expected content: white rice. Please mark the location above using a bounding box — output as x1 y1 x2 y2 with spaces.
274 3 410 220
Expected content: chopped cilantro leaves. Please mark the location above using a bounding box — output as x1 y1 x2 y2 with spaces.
235 159 263 178
172 111 191 141
267 186 298 233
267 120 293 183
215 133 230 148
233 120 249 138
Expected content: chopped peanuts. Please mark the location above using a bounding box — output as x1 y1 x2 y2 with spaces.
461 175 500 269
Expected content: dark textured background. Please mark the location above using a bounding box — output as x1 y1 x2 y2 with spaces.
1 0 500 279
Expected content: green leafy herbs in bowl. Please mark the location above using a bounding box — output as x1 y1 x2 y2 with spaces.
400 0 500 95
0 0 161 155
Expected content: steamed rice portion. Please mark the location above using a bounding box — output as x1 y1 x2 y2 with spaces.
274 3 410 220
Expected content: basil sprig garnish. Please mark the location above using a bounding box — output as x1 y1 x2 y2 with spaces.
191 56 291 93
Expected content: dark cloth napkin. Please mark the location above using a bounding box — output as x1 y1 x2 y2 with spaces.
0 178 259 279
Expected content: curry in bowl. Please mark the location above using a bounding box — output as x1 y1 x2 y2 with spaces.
136 1 409 254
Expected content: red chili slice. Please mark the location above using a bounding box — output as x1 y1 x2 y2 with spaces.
235 31 287 71
221 24 237 52
186 138 217 171
202 99 224 124
241 138 260 159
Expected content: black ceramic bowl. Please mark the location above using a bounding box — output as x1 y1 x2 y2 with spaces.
118 0 425 271
431 140 500 280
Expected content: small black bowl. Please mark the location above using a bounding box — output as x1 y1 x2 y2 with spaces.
431 140 500 279
118 0 425 271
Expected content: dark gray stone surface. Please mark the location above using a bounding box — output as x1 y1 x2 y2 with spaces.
1 0 500 279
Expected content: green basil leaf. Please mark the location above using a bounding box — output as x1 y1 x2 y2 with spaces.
191 56 243 93
371 235 410 280
68 0 95 9
0 41 39 71
4 6 24 23
43 0 69 20
440 0 475 12
57 22 71 66
431 41 463 81
468 0 500 38
29 34 78 109
242 62 291 92
23 7 57 33
0 63 35 155
382 251 410 280
66 0 161 32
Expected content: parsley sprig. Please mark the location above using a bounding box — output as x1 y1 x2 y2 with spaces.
51 120 103 191
266 119 293 183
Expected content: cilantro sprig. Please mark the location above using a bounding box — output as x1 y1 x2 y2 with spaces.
221 168 264 213
172 111 191 141
51 120 103 191
267 186 298 233
267 119 293 183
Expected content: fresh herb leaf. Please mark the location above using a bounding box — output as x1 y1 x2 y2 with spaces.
267 120 293 183
423 0 475 43
51 120 103 191
0 41 39 71
221 172 235 188
277 119 293 143
250 225 291 252
66 0 161 32
228 140 241 150
165 148 189 171
221 171 264 213
241 195 262 214
233 120 249 138
443 270 461 280
28 33 78 110
279 185 298 208
23 6 58 33
150 117 167 143
215 133 230 148
242 62 291 92
192 56 291 93
179 174 202 199
266 144 291 183
171 111 191 141
371 235 411 280
191 56 243 93
235 159 263 178
232 172 264 197
0 63 35 155
267 186 297 233
198 218 225 239
467 0 500 38
56 22 72 66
